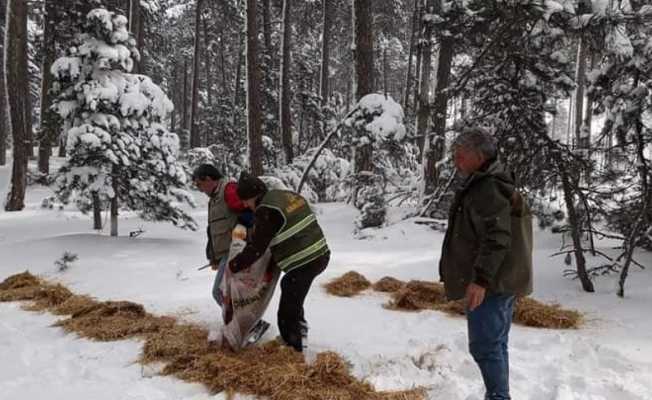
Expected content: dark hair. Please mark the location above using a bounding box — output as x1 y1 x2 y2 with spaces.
451 126 497 160
236 171 268 200
192 164 223 181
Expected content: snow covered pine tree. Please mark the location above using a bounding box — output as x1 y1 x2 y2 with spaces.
51 7 196 235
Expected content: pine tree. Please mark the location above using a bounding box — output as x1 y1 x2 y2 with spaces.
51 7 197 235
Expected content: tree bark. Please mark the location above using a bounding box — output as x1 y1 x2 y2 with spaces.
414 1 434 156
279 0 293 165
319 0 332 105
129 0 142 73
423 29 453 197
560 166 595 292
38 0 57 175
5 0 28 211
92 192 102 230
352 0 374 173
182 58 189 140
262 0 272 51
246 0 264 175
189 0 203 148
573 37 587 149
0 0 7 166
403 0 419 113
232 32 244 128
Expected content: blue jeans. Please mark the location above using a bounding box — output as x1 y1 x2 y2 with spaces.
211 256 228 306
467 293 515 400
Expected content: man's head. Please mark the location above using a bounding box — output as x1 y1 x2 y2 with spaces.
192 164 223 196
451 127 497 177
236 171 268 210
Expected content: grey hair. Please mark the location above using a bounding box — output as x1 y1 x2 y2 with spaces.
451 126 497 160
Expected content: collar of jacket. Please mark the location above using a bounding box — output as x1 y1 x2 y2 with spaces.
461 159 511 190
209 179 224 199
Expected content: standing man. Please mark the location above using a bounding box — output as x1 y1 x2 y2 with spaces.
228 172 330 353
192 164 249 308
439 127 533 400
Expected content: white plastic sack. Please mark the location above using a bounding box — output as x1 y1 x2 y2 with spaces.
219 225 280 351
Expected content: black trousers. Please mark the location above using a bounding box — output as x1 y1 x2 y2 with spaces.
278 252 329 352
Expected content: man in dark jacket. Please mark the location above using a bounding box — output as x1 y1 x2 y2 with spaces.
192 164 249 307
228 172 330 352
439 127 533 400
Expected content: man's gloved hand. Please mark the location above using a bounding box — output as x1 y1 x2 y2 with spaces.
211 263 219 271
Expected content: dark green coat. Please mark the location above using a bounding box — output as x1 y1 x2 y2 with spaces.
439 161 533 301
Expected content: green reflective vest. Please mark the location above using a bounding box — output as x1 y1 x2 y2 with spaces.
260 190 329 273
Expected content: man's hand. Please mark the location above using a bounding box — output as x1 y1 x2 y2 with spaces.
465 283 486 311
211 263 219 271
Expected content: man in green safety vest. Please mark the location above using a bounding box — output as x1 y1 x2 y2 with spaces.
228 172 330 352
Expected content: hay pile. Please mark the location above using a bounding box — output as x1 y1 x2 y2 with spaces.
372 277 405 293
323 271 371 297
385 280 465 316
326 272 582 329
514 297 582 329
0 272 424 400
55 301 177 341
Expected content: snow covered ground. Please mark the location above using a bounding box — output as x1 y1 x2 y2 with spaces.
1 160 652 400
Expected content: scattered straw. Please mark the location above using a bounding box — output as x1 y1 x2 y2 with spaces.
514 297 582 329
372 277 405 293
0 272 425 400
323 271 371 297
325 272 582 330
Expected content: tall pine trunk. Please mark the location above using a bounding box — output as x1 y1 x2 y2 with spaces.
352 0 374 174
232 32 244 128
0 0 7 166
319 0 332 105
129 0 142 73
414 1 435 157
573 37 587 149
5 0 28 211
403 0 419 113
38 0 57 175
279 0 293 165
246 0 264 175
423 27 453 196
189 0 203 148
262 0 272 51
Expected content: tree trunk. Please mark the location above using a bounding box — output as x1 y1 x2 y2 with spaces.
38 0 57 175
246 0 264 175
92 192 102 230
414 1 435 157
412 2 424 117
560 166 595 292
352 0 374 173
232 32 244 128
262 0 272 51
182 58 189 139
129 0 142 73
110 196 118 236
319 0 332 105
403 0 419 113
0 0 7 166
203 16 213 112
573 37 587 149
279 0 293 165
423 32 453 197
5 0 28 211
189 0 203 148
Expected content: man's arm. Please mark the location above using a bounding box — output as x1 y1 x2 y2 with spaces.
229 206 284 273
469 179 512 288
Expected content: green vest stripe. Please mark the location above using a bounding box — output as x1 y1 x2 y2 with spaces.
270 214 317 246
276 237 328 271
260 190 329 272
